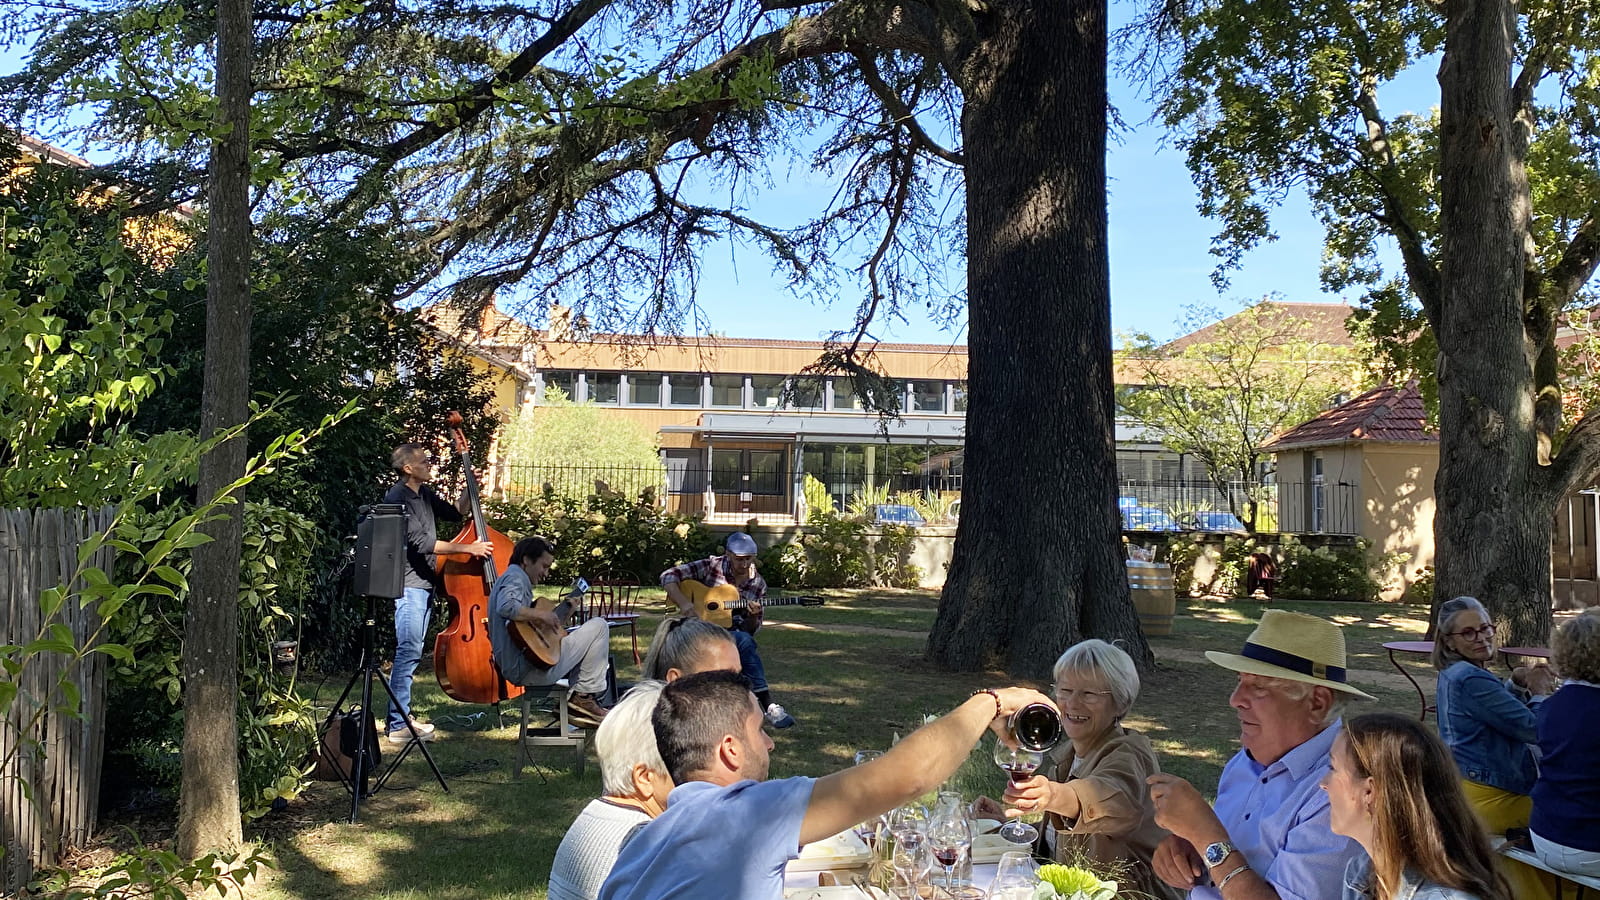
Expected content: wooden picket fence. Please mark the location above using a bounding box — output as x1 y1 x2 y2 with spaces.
0 507 114 894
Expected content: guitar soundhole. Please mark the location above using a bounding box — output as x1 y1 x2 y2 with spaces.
707 602 720 610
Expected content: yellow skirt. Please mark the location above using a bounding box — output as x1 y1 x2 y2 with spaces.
1460 780 1554 900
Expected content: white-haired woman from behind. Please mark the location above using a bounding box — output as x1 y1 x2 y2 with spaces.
548 681 672 900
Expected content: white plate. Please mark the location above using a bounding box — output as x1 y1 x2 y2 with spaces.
971 833 1030 864
972 818 1003 835
788 829 873 872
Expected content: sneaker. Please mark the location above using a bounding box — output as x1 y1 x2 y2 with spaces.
568 693 609 727
764 702 796 729
406 717 436 736
387 725 436 744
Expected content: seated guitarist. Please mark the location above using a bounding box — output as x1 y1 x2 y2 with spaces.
489 536 612 726
660 532 796 729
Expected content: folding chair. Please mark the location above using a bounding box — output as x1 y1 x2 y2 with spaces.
586 578 644 664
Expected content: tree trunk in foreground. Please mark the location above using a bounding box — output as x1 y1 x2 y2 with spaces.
927 0 1149 678
1431 0 1553 649
177 0 251 857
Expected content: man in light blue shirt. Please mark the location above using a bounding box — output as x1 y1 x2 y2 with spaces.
1147 610 1372 900
599 671 1054 899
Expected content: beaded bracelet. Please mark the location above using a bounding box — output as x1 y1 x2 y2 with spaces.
970 688 1003 720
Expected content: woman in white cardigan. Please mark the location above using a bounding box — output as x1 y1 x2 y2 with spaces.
548 681 672 900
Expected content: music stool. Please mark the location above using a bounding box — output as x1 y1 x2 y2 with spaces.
515 678 588 779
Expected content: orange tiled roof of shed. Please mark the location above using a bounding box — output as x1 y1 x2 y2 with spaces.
1262 382 1435 451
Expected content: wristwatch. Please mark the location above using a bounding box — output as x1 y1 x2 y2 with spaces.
1203 841 1236 869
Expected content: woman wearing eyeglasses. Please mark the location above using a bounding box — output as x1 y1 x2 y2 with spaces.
1432 596 1556 900
977 639 1179 900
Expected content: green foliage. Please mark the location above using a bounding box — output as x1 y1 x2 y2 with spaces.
802 474 835 518
104 502 320 820
1401 564 1435 605
758 540 808 589
1273 536 1385 602
485 489 714 583
0 155 183 507
499 389 667 501
798 509 872 588
846 483 894 518
32 840 272 899
896 489 954 524
1119 301 1367 529
873 523 923 588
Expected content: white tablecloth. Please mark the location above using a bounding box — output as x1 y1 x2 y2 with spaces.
782 863 1001 896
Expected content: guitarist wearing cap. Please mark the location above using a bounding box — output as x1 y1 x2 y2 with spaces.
489 536 612 726
660 532 796 729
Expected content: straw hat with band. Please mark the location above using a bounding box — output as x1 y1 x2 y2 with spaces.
1204 609 1375 701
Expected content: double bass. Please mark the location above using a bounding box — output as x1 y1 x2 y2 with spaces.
432 411 524 704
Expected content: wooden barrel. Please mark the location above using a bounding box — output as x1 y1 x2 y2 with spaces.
1126 561 1175 636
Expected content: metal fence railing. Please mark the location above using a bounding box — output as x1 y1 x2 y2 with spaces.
496 463 1363 534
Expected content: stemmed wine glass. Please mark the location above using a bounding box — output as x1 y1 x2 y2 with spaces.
853 750 886 846
993 740 1045 845
927 799 975 898
990 850 1041 900
889 805 931 898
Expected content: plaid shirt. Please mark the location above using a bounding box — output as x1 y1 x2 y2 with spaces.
660 555 767 603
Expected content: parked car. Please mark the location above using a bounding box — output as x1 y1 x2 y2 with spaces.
1177 510 1248 534
869 503 927 527
1119 506 1183 532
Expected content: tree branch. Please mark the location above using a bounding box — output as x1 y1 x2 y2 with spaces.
854 51 964 165
1544 409 1600 499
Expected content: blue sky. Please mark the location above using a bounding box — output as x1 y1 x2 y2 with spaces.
4 20 1436 345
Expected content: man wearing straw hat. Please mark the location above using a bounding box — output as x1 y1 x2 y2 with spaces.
1147 610 1372 900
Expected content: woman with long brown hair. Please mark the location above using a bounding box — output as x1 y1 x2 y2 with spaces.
1322 712 1511 900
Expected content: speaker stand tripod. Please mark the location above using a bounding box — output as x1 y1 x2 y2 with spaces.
321 594 449 823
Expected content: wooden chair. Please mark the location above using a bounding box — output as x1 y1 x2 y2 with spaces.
583 578 644 664
515 679 587 782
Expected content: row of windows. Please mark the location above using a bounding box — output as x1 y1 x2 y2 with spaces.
536 370 969 415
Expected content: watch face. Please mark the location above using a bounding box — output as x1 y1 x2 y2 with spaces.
1204 843 1231 867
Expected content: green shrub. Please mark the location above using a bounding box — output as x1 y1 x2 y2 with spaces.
1401 565 1435 605
1274 536 1384 602
486 488 715 582
874 523 922 588
798 510 871 587
757 540 807 589
106 502 319 819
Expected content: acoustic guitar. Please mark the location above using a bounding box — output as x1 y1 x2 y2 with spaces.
679 580 825 629
507 582 588 669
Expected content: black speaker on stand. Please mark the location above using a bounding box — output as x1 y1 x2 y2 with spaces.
322 504 449 823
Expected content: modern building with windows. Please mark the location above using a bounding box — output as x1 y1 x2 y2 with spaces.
432 305 970 521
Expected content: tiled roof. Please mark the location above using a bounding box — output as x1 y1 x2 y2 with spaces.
1262 382 1435 451
1161 302 1356 352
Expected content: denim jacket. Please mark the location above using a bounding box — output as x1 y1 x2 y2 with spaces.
1435 660 1538 795
1342 856 1488 900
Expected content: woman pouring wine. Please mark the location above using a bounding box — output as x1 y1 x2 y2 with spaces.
977 639 1180 900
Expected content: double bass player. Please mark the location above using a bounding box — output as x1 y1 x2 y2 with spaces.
383 442 492 744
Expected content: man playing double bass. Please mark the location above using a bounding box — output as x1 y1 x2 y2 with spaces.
660 532 796 729
383 443 493 745
489 536 612 726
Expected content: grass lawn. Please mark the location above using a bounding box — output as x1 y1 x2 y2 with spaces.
242 591 1431 900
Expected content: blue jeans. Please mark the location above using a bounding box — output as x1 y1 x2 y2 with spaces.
388 587 430 733
730 629 768 694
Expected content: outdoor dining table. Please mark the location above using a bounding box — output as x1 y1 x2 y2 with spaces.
1382 640 1436 719
1499 645 1552 666
782 862 1002 897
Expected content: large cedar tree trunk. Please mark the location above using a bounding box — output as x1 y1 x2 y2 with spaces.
927 0 1150 678
1432 0 1553 648
177 0 251 857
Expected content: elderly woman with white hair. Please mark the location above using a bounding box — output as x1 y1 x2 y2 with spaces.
979 639 1180 900
548 681 672 900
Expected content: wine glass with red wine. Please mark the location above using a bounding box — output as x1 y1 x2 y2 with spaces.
992 741 1046 844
